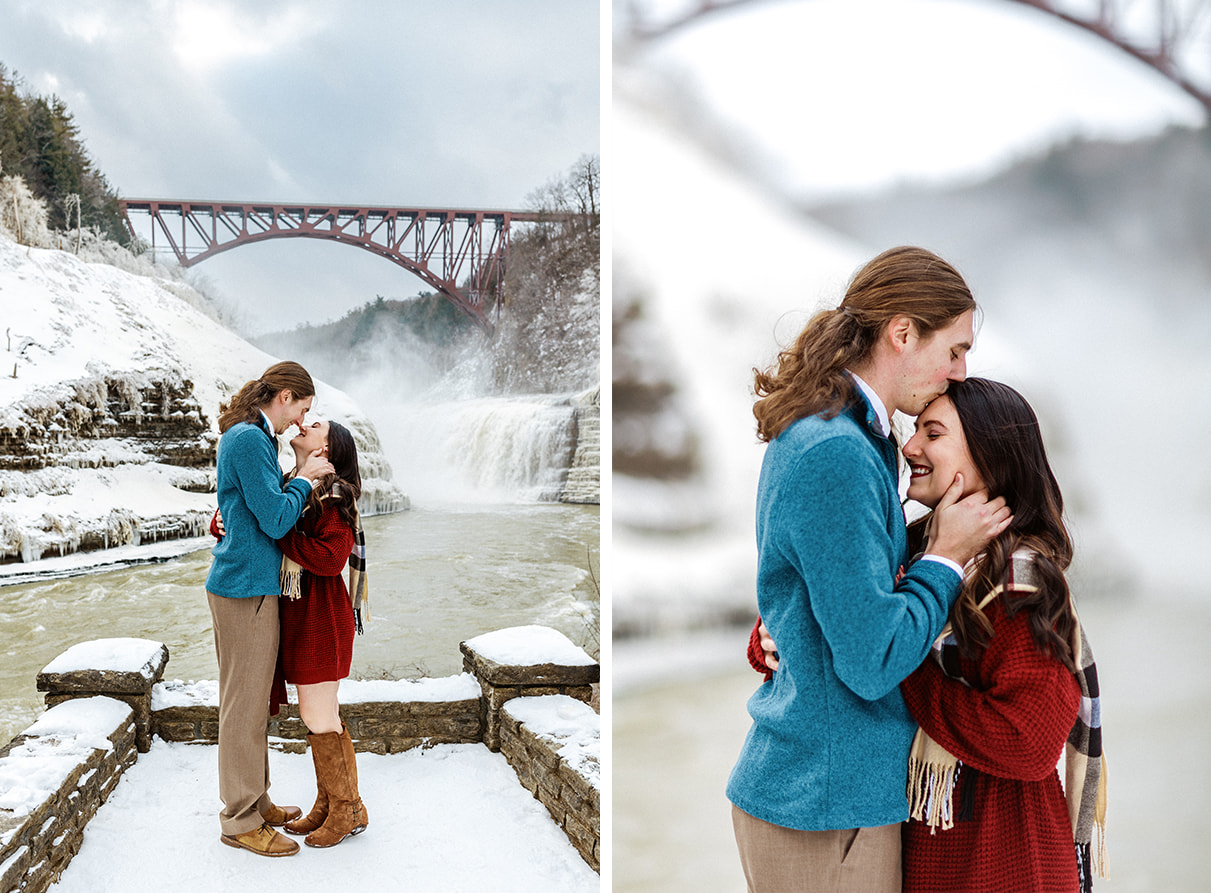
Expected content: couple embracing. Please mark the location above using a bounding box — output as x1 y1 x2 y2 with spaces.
727 247 1108 893
204 361 370 858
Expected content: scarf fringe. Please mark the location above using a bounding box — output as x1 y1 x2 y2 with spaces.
907 750 957 834
1075 820 1108 893
279 557 303 600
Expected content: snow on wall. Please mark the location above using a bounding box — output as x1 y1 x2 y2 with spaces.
0 233 406 566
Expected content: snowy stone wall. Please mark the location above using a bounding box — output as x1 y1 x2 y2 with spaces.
150 676 485 754
38 638 169 754
460 625 599 752
0 698 138 893
499 695 600 871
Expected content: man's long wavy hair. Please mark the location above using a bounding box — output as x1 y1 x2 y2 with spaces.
218 361 315 434
753 246 976 442
944 378 1078 671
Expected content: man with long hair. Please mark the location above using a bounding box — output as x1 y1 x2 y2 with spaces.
206 360 333 858
726 247 1013 891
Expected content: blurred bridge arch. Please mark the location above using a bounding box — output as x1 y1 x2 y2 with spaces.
620 0 1211 113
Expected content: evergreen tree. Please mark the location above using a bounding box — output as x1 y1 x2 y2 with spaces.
0 63 129 244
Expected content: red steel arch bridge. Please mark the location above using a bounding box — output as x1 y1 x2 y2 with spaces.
120 199 551 334
620 0 1211 114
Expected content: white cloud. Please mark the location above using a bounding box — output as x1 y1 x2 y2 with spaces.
171 0 329 71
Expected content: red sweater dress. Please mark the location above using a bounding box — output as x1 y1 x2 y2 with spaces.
899 597 1082 893
276 502 356 685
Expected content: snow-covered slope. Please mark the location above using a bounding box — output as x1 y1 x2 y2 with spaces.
0 234 405 570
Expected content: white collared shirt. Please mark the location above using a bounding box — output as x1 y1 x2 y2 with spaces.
847 370 891 437
848 370 962 580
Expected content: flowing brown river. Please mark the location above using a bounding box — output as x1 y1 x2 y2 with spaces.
0 503 599 747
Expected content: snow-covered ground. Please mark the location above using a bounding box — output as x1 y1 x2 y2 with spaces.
49 740 598 892
3 627 601 891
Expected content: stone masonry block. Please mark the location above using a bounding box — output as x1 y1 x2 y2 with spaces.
0 844 31 892
37 639 169 695
460 627 598 688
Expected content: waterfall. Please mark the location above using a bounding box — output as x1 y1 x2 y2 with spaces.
380 394 580 505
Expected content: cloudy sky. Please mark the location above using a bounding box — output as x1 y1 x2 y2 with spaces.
0 0 600 333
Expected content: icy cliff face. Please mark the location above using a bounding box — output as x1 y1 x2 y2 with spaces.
0 234 405 565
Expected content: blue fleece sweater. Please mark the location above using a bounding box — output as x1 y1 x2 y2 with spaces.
204 418 311 598
726 393 962 831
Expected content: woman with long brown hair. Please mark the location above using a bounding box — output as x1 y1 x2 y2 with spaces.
275 418 370 848
898 378 1106 893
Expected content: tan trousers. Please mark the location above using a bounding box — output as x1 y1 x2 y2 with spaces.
732 804 902 893
208 591 280 836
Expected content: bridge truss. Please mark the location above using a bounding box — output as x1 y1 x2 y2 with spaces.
120 200 547 333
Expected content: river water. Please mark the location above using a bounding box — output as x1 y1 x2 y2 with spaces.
0 386 600 748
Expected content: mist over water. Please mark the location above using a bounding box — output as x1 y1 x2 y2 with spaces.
307 312 597 508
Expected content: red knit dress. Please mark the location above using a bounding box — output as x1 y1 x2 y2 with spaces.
276 502 356 685
899 597 1082 893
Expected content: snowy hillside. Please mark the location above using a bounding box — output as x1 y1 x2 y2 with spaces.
0 233 405 574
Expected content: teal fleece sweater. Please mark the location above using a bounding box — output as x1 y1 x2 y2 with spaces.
204 418 311 598
726 393 961 831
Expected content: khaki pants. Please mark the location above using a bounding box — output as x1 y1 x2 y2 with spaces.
208 591 280 836
732 804 902 893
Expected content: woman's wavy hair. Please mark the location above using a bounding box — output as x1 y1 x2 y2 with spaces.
304 420 362 530
753 246 976 442
945 378 1078 670
218 361 315 434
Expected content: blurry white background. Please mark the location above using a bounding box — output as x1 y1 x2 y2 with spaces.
609 1 1211 890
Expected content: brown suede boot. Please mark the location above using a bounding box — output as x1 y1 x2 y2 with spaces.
284 733 328 835
305 726 368 848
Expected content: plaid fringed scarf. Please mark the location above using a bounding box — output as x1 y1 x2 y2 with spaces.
906 551 1107 892
348 503 368 635
278 484 370 635
1067 616 1107 892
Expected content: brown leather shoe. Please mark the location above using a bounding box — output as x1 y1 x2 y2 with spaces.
221 823 300 857
261 803 302 827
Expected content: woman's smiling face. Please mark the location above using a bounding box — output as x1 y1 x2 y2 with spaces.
290 419 329 456
902 395 985 508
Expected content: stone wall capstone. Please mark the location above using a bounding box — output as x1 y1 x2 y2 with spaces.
37 638 169 753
